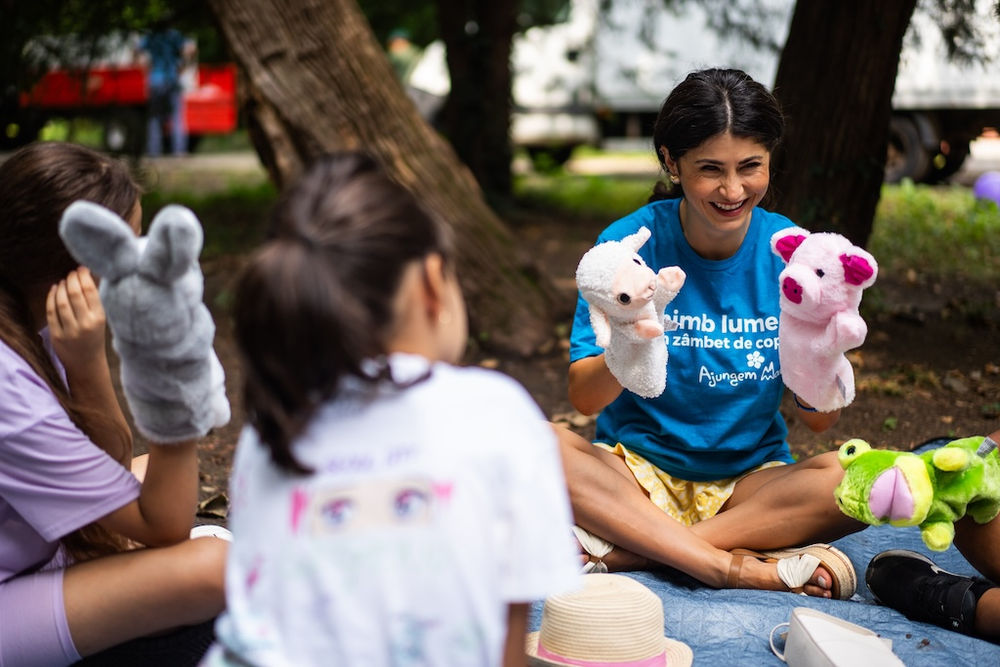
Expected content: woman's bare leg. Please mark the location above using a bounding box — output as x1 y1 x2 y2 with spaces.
692 451 864 550
63 536 227 657
555 425 832 595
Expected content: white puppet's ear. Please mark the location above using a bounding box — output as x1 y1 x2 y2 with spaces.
770 226 809 264
622 225 652 252
141 205 204 283
59 201 138 280
590 305 612 348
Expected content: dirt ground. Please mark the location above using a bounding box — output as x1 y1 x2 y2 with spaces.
144 208 1000 520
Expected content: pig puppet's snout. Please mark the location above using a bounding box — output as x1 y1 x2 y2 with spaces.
782 276 803 304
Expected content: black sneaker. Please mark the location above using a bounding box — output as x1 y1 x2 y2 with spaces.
866 549 994 636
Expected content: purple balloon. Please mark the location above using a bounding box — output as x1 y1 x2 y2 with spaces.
973 171 1000 205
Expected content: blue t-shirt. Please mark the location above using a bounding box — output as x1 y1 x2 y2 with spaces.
569 198 798 481
141 29 186 89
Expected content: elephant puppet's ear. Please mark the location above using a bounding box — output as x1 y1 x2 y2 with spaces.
770 226 809 263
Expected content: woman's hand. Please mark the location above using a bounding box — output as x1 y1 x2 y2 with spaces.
47 267 107 373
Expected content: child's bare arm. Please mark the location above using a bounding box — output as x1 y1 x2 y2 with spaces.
503 603 529 667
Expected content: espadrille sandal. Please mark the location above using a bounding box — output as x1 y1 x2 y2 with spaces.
728 543 857 600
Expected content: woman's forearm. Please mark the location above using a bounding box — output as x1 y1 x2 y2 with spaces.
568 355 624 415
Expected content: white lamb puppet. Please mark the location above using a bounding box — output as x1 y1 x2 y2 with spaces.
576 226 685 398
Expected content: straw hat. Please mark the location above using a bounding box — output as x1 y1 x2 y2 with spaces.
526 574 693 667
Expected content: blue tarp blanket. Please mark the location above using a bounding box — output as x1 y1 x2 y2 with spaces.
529 442 1000 665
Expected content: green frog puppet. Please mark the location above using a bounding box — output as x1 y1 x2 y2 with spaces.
833 436 1000 551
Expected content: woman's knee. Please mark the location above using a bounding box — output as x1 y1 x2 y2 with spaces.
800 451 845 482
173 537 227 612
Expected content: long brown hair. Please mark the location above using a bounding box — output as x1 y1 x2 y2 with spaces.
234 152 452 475
0 141 140 561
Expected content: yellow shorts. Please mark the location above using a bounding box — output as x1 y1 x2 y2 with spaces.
596 442 787 526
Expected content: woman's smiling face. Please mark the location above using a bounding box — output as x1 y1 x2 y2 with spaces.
663 132 771 259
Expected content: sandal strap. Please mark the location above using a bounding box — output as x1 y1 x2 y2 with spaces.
776 553 822 591
728 553 746 589
572 525 613 559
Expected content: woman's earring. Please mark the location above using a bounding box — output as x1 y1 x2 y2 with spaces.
438 310 452 326
669 173 680 184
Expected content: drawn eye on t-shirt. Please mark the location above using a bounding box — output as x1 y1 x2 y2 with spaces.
309 477 436 534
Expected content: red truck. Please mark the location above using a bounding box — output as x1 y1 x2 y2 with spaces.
2 62 238 154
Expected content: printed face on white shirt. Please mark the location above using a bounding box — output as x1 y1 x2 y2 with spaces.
308 477 437 534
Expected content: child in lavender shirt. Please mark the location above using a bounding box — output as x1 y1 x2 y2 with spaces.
0 142 225 666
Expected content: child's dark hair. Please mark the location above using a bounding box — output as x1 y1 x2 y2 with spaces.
0 141 140 561
650 68 785 202
234 152 453 475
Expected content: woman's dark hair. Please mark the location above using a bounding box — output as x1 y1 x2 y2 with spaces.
0 141 140 561
649 68 785 202
234 152 453 475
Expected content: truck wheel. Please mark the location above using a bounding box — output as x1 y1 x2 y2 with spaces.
885 116 930 183
926 139 971 184
103 111 144 156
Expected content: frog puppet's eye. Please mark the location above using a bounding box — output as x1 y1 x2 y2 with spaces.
837 439 872 469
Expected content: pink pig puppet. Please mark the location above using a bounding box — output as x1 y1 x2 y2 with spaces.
770 227 878 412
575 225 686 398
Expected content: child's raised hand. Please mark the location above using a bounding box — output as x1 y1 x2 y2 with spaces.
46 267 108 369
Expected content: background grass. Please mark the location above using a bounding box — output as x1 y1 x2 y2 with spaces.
141 180 276 260
142 155 1000 286
871 180 1000 282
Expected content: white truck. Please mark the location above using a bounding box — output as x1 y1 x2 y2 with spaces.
409 0 1000 181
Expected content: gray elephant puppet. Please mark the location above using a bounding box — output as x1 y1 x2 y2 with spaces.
59 201 230 444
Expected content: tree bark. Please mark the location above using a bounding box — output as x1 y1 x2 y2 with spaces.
771 0 917 247
436 0 518 201
207 0 556 356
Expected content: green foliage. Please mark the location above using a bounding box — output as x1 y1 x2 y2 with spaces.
514 172 654 221
357 0 571 48
870 180 1000 281
141 181 277 260
2 0 225 97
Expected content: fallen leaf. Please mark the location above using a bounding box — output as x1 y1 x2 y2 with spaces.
197 492 229 520
479 358 500 370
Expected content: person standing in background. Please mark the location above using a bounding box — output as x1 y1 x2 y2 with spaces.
139 16 196 156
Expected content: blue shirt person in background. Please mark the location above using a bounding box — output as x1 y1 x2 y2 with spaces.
139 17 195 156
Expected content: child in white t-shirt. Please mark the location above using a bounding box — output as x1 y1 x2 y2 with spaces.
205 152 579 666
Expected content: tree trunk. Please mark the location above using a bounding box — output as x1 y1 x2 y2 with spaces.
207 0 555 356
436 0 518 201
771 0 917 247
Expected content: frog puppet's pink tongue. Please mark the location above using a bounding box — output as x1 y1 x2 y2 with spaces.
868 466 914 522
